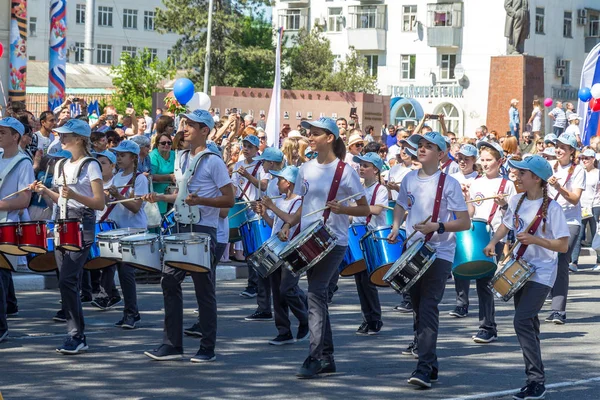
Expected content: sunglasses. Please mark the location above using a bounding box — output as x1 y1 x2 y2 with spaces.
258 136 267 141
354 143 364 148
159 141 172 146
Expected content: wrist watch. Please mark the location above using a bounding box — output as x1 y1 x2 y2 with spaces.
437 222 446 234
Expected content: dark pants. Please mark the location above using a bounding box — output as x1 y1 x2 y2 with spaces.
98 265 121 299
7 271 17 312
271 265 308 336
354 269 382 323
256 274 272 314
117 262 138 318
328 272 339 303
81 270 92 299
553 126 565 136
551 224 580 313
514 281 551 385
410 258 452 375
0 269 10 332
247 261 258 290
161 224 217 351
572 207 600 264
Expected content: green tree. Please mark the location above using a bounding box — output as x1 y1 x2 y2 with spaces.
110 48 175 113
326 47 380 94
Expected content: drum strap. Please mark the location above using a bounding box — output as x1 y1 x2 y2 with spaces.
515 201 546 260
322 160 346 224
240 161 262 200
424 172 447 243
487 178 508 225
441 159 452 174
366 183 382 225
100 174 139 222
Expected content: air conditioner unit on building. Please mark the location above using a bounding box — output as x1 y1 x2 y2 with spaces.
556 59 567 68
577 9 587 25
556 67 565 77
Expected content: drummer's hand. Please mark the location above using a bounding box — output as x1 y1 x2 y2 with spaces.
483 243 496 257
386 182 400 192
142 192 160 203
461 183 471 200
547 176 560 189
185 193 202 206
261 195 275 209
387 228 399 244
107 185 120 199
30 181 45 193
494 194 508 207
278 224 290 241
516 231 537 246
61 186 75 200
238 168 251 179
414 221 438 235
252 202 264 215
326 200 343 215
170 173 176 183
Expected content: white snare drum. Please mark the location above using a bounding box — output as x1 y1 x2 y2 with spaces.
163 233 211 273
119 233 162 272
97 228 147 259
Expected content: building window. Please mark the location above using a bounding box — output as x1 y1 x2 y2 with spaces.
144 11 155 31
76 4 86 24
97 44 112 64
563 11 572 38
327 8 343 32
561 60 571 86
280 9 301 31
349 5 385 29
148 48 158 62
364 55 378 77
427 3 462 28
590 14 600 37
440 54 457 80
402 5 417 32
29 17 37 37
74 42 85 63
401 54 416 80
121 46 137 58
123 9 138 29
535 7 544 34
98 6 113 27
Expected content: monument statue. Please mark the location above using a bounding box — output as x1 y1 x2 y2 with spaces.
504 0 530 55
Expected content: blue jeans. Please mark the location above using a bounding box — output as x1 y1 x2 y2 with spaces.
572 206 600 265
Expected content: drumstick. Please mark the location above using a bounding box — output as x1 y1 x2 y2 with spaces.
405 215 432 243
106 196 144 205
236 184 252 202
1 187 31 201
233 164 258 174
229 205 249 219
376 204 395 211
235 195 284 205
36 163 52 203
304 193 364 218
465 193 509 204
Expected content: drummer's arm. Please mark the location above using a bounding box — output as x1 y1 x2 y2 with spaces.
0 191 32 212
152 173 175 183
467 202 475 217
369 204 384 216
245 173 268 192
282 206 302 227
219 208 229 218
38 186 60 204
391 204 406 231
195 183 235 208
445 210 471 232
488 223 510 248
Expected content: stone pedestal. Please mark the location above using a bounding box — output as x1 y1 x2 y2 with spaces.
487 55 544 137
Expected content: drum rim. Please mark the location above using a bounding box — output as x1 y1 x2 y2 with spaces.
383 238 425 282
119 233 160 244
0 221 19 226
163 232 210 244
57 218 82 223
240 218 269 227
281 220 329 256
19 220 47 226
97 228 146 239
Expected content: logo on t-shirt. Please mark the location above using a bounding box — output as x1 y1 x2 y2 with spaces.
301 179 309 196
406 193 415 210
514 216 525 233
472 193 485 206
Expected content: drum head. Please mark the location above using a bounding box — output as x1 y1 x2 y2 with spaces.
281 220 323 256
0 244 28 256
84 257 117 270
28 252 57 272
0 252 16 271
165 261 209 273
120 233 159 244
98 228 146 239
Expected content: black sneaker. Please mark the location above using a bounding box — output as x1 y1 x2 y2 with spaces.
512 382 546 399
430 368 438 382
121 314 140 329
545 311 566 325
0 330 8 343
296 324 309 342
408 370 431 388
6 307 18 317
80 294 93 303
296 356 322 379
52 309 67 322
368 321 383 335
144 344 184 361
239 287 257 298
473 329 498 344
184 322 203 338
106 296 122 309
449 306 468 318
402 341 417 357
320 357 336 374
394 301 413 313
115 314 141 328
244 311 273 321
91 297 109 310
190 346 216 363
269 333 295 346
56 335 88 354
356 322 369 335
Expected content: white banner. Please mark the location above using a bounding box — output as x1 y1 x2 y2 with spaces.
265 28 283 148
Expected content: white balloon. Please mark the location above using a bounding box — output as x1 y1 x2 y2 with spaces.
592 83 600 99
187 92 212 111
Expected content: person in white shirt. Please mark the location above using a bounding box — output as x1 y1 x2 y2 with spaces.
35 111 56 153
439 136 460 175
344 133 364 173
564 113 582 146
279 117 370 379
545 132 584 324
388 131 470 389
484 155 569 399
450 144 480 186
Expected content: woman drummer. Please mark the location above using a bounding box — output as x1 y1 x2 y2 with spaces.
483 155 569 400
279 117 370 379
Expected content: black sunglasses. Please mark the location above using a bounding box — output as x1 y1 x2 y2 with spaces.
159 141 172 146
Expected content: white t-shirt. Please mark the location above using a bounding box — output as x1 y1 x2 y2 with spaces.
96 178 114 221
547 162 585 226
502 195 570 287
468 176 516 232
266 176 280 198
109 172 148 229
0 154 35 222
441 159 460 175
564 124 581 140
581 168 600 209
344 152 360 173
53 158 103 209
217 216 229 243
451 171 479 185
387 144 401 162
232 159 267 201
35 131 55 153
271 196 303 238
353 183 389 228
388 163 413 199
293 159 365 246
396 170 468 262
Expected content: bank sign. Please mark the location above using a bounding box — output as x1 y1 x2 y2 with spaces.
390 84 464 99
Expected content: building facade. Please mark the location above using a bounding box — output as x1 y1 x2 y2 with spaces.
274 0 600 136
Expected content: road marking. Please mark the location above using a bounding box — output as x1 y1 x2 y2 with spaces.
445 376 600 400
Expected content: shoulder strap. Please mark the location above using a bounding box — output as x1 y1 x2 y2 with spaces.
515 200 546 259
487 178 508 225
441 159 452 174
425 172 446 243
100 179 135 222
240 161 263 200
366 183 382 225
0 153 30 192
322 160 345 224
289 197 304 241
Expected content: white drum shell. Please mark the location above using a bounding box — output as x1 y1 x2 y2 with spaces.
98 228 146 259
163 233 212 272
120 233 162 272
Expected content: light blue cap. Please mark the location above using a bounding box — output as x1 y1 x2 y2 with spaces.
179 109 215 130
544 133 557 145
353 152 384 171
111 140 140 156
508 155 553 181
477 140 505 158
458 144 478 158
49 149 72 159
53 119 91 137
0 117 25 136
399 139 416 149
408 131 447 152
254 146 283 162
443 136 451 145
206 140 221 155
301 117 340 139
542 147 556 157
93 150 116 164
270 165 300 185
242 135 260 148
405 147 418 157
581 148 596 158
556 132 578 149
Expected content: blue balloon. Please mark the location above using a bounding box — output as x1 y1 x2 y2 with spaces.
173 78 195 105
579 87 593 102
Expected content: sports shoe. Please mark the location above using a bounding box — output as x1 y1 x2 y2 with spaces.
269 333 295 346
190 346 216 363
393 301 413 313
56 335 88 354
80 294 93 303
408 370 431 388
545 311 566 325
184 322 203 338
296 324 309 342
144 344 184 361
569 263 578 273
356 322 369 335
0 330 8 343
6 307 18 317
106 296 123 309
121 314 140 329
239 287 257 298
296 356 322 379
368 320 383 335
473 329 497 343
544 294 552 303
593 264 600 272
512 382 546 399
449 306 468 318
52 309 67 322
115 314 141 328
244 311 273 321
402 341 418 358
91 297 109 310
430 368 438 382
320 357 336 374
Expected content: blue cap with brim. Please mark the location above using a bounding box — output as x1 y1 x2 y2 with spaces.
206 140 221 155
49 150 72 159
405 147 418 158
542 147 556 157
581 148 596 158
408 131 447 152
179 109 215 130
0 117 25 136
254 146 283 162
93 150 116 164
399 139 416 149
301 117 340 139
477 140 505 158
352 152 384 171
242 135 260 148
458 144 478 158
508 155 553 181
270 166 300 185
544 133 557 145
556 132 578 149
111 140 140 155
53 119 92 137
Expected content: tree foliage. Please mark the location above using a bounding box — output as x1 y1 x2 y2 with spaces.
327 47 379 94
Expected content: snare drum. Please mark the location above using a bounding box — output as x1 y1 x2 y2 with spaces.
120 233 162 272
18 221 48 254
56 219 83 251
280 220 337 277
163 233 212 273
248 235 288 278
240 218 272 257
384 238 437 294
27 221 57 273
161 209 176 235
228 202 249 242
97 228 146 259
0 222 27 255
489 257 534 301
362 227 405 287
338 223 368 277
453 218 497 279
84 221 119 270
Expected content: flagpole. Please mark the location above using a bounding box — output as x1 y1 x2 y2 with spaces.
265 28 283 148
203 0 214 94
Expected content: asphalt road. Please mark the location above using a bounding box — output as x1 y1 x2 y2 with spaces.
2 256 600 400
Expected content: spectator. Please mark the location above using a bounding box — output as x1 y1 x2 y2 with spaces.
149 132 176 215
345 133 364 172
136 116 147 136
339 128 348 144
565 102 575 120
387 128 408 161
533 138 545 154
256 113 266 130
256 128 267 153
364 125 375 142
548 101 567 136
130 135 152 174
35 111 56 153
91 131 107 153
446 131 457 145
565 114 583 146
475 126 485 142
508 98 520 141
244 113 254 128
385 124 397 148
503 136 519 159
106 130 122 149
336 117 348 131
281 138 306 167
518 131 535 155
527 99 542 139
154 115 175 141
143 109 153 134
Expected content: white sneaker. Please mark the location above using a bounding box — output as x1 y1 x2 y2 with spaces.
593 265 600 271
568 263 578 272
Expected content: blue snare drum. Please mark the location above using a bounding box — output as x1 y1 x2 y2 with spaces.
240 218 272 257
339 223 368 276
27 221 57 273
362 227 405 287
452 218 497 279
84 220 118 270
385 200 396 226
161 209 176 235
228 201 249 242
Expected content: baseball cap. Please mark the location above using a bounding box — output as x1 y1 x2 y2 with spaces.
270 166 300 185
288 130 303 139
179 109 215 130
301 117 340 139
254 147 284 163
399 139 416 149
408 131 447 152
477 140 505 158
54 119 92 137
580 148 596 158
508 155 553 181
568 113 582 122
206 140 221 155
93 150 116 164
0 117 25 136
458 144 478 158
544 133 557 145
556 132 578 149
405 146 418 158
242 135 260 148
49 149 72 159
542 147 556 157
111 140 140 155
353 152 384 171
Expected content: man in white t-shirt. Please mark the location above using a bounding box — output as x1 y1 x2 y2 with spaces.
564 113 582 146
35 111 56 153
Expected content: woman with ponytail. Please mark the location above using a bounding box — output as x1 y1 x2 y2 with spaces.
484 155 569 400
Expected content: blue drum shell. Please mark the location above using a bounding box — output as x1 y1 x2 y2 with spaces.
362 227 405 287
452 218 497 280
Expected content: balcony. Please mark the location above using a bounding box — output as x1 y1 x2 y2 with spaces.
279 0 309 4
347 5 387 51
426 2 463 48
427 26 462 47
347 29 386 51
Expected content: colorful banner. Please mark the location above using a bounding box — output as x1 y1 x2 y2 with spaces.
265 27 284 148
578 43 600 145
9 0 27 103
49 0 67 110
